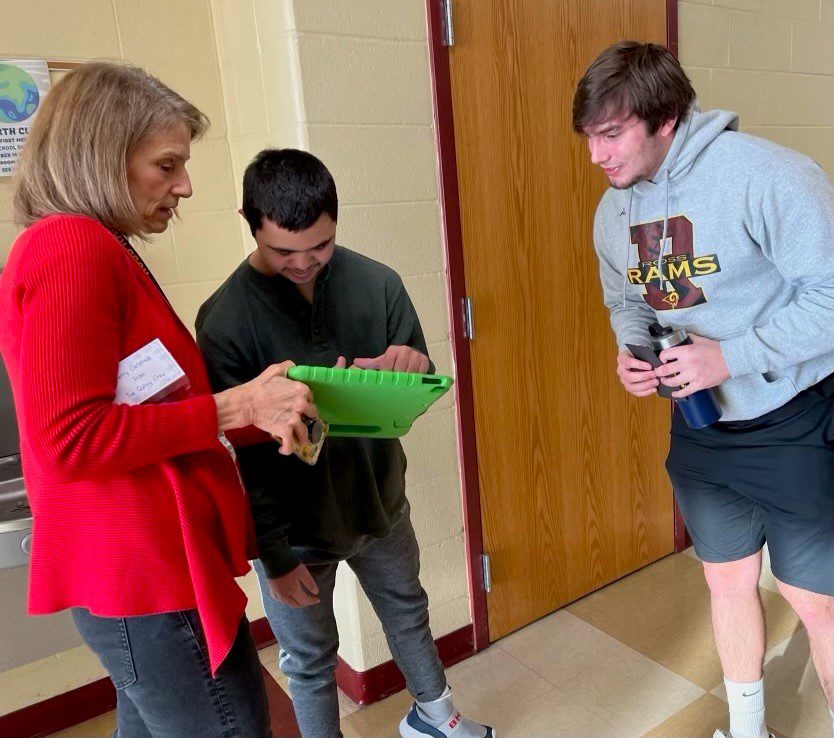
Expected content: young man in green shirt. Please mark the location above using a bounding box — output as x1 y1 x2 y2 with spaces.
197 149 492 738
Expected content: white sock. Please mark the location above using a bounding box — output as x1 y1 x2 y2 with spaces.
724 678 767 738
417 686 459 729
829 706 833 736
416 686 488 738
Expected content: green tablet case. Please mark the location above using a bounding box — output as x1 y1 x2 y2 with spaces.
286 366 453 438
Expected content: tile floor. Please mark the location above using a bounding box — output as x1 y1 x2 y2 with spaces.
50 548 831 737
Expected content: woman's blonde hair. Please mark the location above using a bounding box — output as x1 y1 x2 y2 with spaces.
13 62 209 236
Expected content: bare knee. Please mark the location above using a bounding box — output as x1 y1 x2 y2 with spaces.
703 553 762 595
776 579 833 634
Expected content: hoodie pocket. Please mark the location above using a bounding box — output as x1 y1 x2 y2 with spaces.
762 371 797 392
753 371 798 408
716 370 798 421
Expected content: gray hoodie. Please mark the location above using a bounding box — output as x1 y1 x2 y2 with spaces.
593 103 834 421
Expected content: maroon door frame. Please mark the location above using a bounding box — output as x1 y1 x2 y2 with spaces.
425 0 683 652
425 0 490 651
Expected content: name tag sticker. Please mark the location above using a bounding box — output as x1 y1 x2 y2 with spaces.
115 339 188 405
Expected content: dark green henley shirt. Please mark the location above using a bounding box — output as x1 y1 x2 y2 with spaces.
195 246 431 577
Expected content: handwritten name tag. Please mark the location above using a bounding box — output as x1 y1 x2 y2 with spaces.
115 339 188 405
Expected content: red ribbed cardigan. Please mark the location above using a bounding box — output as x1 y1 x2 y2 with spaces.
0 214 257 674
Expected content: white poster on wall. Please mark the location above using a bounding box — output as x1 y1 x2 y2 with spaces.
0 59 51 177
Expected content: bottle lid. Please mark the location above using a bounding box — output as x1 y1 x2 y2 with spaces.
649 321 687 351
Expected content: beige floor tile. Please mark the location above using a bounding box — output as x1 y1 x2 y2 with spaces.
445 644 623 737
644 693 788 738
258 643 290 694
341 688 413 737
499 610 704 736
712 628 831 738
566 553 800 689
338 687 362 719
343 645 621 737
644 693 733 737
47 710 115 737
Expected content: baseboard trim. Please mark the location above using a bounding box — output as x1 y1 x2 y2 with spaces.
0 676 116 738
335 624 475 705
250 614 278 649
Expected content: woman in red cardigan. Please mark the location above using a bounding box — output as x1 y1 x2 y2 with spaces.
0 63 317 736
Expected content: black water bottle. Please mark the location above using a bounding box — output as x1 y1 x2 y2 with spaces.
648 322 722 429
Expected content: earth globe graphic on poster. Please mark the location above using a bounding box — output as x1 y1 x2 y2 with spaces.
0 63 40 123
0 59 50 176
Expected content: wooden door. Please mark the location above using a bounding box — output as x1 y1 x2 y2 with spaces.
447 0 674 641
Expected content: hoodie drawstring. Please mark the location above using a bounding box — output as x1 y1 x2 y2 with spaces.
621 187 635 308
621 169 671 308
656 169 671 292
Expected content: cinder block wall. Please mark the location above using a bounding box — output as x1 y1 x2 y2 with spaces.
680 0 833 177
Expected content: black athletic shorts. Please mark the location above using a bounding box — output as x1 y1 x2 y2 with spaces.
666 379 834 596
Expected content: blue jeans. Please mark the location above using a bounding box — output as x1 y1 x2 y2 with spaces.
255 509 447 738
72 608 271 738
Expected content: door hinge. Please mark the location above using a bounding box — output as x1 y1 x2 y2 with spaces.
441 0 455 47
481 552 492 592
462 296 474 340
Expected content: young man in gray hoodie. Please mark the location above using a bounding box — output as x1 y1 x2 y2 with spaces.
573 42 833 738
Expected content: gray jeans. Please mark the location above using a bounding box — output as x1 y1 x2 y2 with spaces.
254 509 447 738
72 609 271 738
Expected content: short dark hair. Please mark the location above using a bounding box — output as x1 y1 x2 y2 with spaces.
572 41 696 135
241 148 338 235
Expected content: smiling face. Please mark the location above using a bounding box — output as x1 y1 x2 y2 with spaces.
248 211 337 286
583 113 677 189
126 122 193 234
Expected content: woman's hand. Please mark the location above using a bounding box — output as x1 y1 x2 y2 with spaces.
215 362 318 455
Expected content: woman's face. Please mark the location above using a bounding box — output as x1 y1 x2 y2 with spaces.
126 122 193 234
